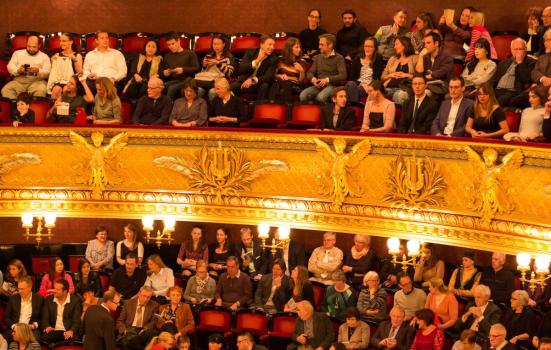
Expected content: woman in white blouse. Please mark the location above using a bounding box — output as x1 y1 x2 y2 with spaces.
504 85 547 141
145 254 175 301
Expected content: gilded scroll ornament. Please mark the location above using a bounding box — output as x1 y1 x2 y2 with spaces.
314 138 371 210
69 131 129 199
383 155 446 209
153 142 289 201
0 153 41 183
465 147 524 226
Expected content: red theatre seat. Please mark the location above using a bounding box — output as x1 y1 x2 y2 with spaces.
122 32 153 54
244 101 289 128
32 256 55 274
453 58 465 78
0 56 12 87
273 32 297 54
121 100 133 124
46 32 82 54
99 273 110 292
7 31 44 53
505 110 520 132
263 312 297 347
68 255 84 273
0 97 13 124
195 306 233 348
311 281 326 311
159 33 192 54
350 102 365 130
491 31 520 61
287 102 322 129
233 310 269 337
230 32 261 57
194 32 219 56
30 97 53 126
85 32 120 52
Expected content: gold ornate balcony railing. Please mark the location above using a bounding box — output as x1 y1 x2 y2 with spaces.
0 127 550 255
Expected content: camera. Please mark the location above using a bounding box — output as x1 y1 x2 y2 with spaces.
23 64 30 71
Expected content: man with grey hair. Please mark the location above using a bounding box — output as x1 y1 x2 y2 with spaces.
371 306 415 350
308 232 343 283
288 301 334 350
483 323 517 350
491 37 536 108
132 76 171 125
481 253 515 305
538 7 551 55
454 284 501 341
116 285 159 350
532 28 551 88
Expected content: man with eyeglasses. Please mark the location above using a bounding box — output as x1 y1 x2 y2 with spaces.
83 290 120 350
237 331 268 350
4 276 43 341
393 273 426 321
431 76 474 136
538 7 551 56
484 323 517 350
532 28 551 90
131 76 171 125
308 232 343 283
299 9 327 61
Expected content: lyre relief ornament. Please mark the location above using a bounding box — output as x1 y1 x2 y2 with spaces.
0 153 42 183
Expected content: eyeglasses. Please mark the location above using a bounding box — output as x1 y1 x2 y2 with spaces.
489 334 505 338
308 15 320 19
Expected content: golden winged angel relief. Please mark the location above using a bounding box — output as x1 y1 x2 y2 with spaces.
153 141 289 201
69 131 129 199
314 138 371 210
383 155 446 209
465 147 523 226
0 153 42 183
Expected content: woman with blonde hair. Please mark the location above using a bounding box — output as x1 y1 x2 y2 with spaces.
425 277 458 330
502 290 537 349
1 259 27 297
87 76 122 125
208 77 245 127
465 83 509 138
184 260 216 304
145 332 175 350
116 223 144 266
9 323 40 350
357 271 388 322
145 254 175 300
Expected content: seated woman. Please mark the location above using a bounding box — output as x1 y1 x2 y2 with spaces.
360 80 396 133
145 254 175 301
357 271 388 322
502 290 537 349
48 33 83 100
320 87 355 131
322 270 357 320
124 39 162 99
170 78 208 127
521 7 543 55
425 277 458 330
461 38 496 94
345 37 384 103
183 260 216 305
268 37 306 103
381 36 418 105
208 227 233 277
116 223 144 267
448 252 481 301
438 6 473 59
465 83 509 138
465 11 497 62
451 329 481 350
208 77 245 127
411 308 444 350
0 259 27 297
504 85 547 141
195 34 236 101
284 265 314 312
85 225 115 272
38 257 74 297
343 235 376 287
12 96 35 127
9 323 41 350
330 307 370 350
87 77 122 125
145 332 175 350
176 225 208 276
47 75 94 124
74 258 102 297
414 243 445 289
155 286 195 337
411 12 437 54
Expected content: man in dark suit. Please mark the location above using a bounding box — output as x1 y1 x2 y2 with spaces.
454 284 501 341
237 331 269 350
253 258 292 313
431 76 474 137
230 35 277 100
371 307 416 350
320 86 356 131
234 227 265 279
83 290 120 350
4 276 43 341
398 75 439 134
40 279 82 346
116 286 159 350
482 323 518 350
288 301 334 350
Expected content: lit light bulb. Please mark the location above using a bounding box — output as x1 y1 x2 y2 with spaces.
44 213 56 227
535 256 551 272
163 215 176 231
142 215 154 231
258 223 270 239
516 252 531 269
407 240 420 255
387 237 400 254
278 225 291 240
21 213 34 227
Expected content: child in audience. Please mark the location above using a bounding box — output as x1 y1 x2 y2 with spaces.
12 96 35 127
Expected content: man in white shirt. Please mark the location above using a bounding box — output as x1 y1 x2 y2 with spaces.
308 232 343 283
431 76 474 136
83 31 127 93
1 36 51 99
456 284 501 342
4 276 43 341
40 279 81 346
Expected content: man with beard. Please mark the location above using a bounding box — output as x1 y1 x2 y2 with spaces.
336 9 369 61
2 35 51 99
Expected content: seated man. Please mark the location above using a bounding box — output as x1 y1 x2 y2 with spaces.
533 28 551 90
161 32 200 100
1 35 51 99
254 259 291 313
480 253 515 306
234 227 265 279
538 7 551 56
393 273 426 321
320 86 356 131
116 286 159 350
230 35 277 100
336 9 369 61
483 323 517 350
431 76 474 136
300 34 347 103
374 9 409 60
109 252 147 300
82 30 127 93
288 301 334 350
415 32 454 89
237 331 268 350
214 256 252 310
299 9 327 60
4 276 43 341
308 232 343 283
132 76 172 125
455 284 501 342
371 307 416 350
492 38 535 108
40 279 81 346
397 75 439 134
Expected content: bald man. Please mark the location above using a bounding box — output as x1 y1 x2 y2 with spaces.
131 76 171 125
2 36 51 99
480 253 515 305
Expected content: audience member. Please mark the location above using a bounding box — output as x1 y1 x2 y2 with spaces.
371 307 416 350
116 224 144 267
343 234 377 286
177 335 191 350
521 7 543 55
455 284 501 342
394 273 427 321
284 265 315 312
451 329 481 350
534 320 551 349
237 331 268 350
411 12 437 54
73 258 102 297
345 37 384 103
47 33 83 100
438 6 474 59
231 34 277 100
411 308 444 350
124 39 162 99
502 290 537 349
82 290 119 350
538 7 551 56
207 333 224 350
109 252 147 300
154 286 195 337
40 279 81 345
381 36 417 104
208 77 245 127
320 86 355 131
46 75 94 124
544 88 551 140
330 307 370 350
117 286 159 350
132 76 171 125
462 38 497 94
465 83 509 138
4 277 42 341
537 337 551 350
425 277 458 330
85 225 115 271
265 228 306 275
82 31 127 92
38 257 75 297
0 259 27 297
8 324 40 350
288 300 334 350
308 232 344 282
397 74 439 134
336 9 369 61
254 258 292 313
177 225 208 276
414 243 445 289
465 12 497 62
11 96 35 127
480 253 515 306
357 271 388 322
505 82 547 142
448 251 481 300
145 332 175 350
533 29 551 90
416 32 454 88
380 242 411 291
299 9 327 60
234 227 264 279
195 34 235 100
144 255 174 300
268 37 307 103
322 270 357 320
170 77 208 127
1 35 50 99
431 76 474 136
208 227 233 277
183 260 216 305
80 287 100 324
87 77 122 125
360 80 396 133
375 9 409 60
483 323 517 350
161 32 200 100
214 256 252 310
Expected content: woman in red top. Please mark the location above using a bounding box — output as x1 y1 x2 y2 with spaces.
176 225 208 276
145 332 175 350
38 257 75 297
411 308 444 350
